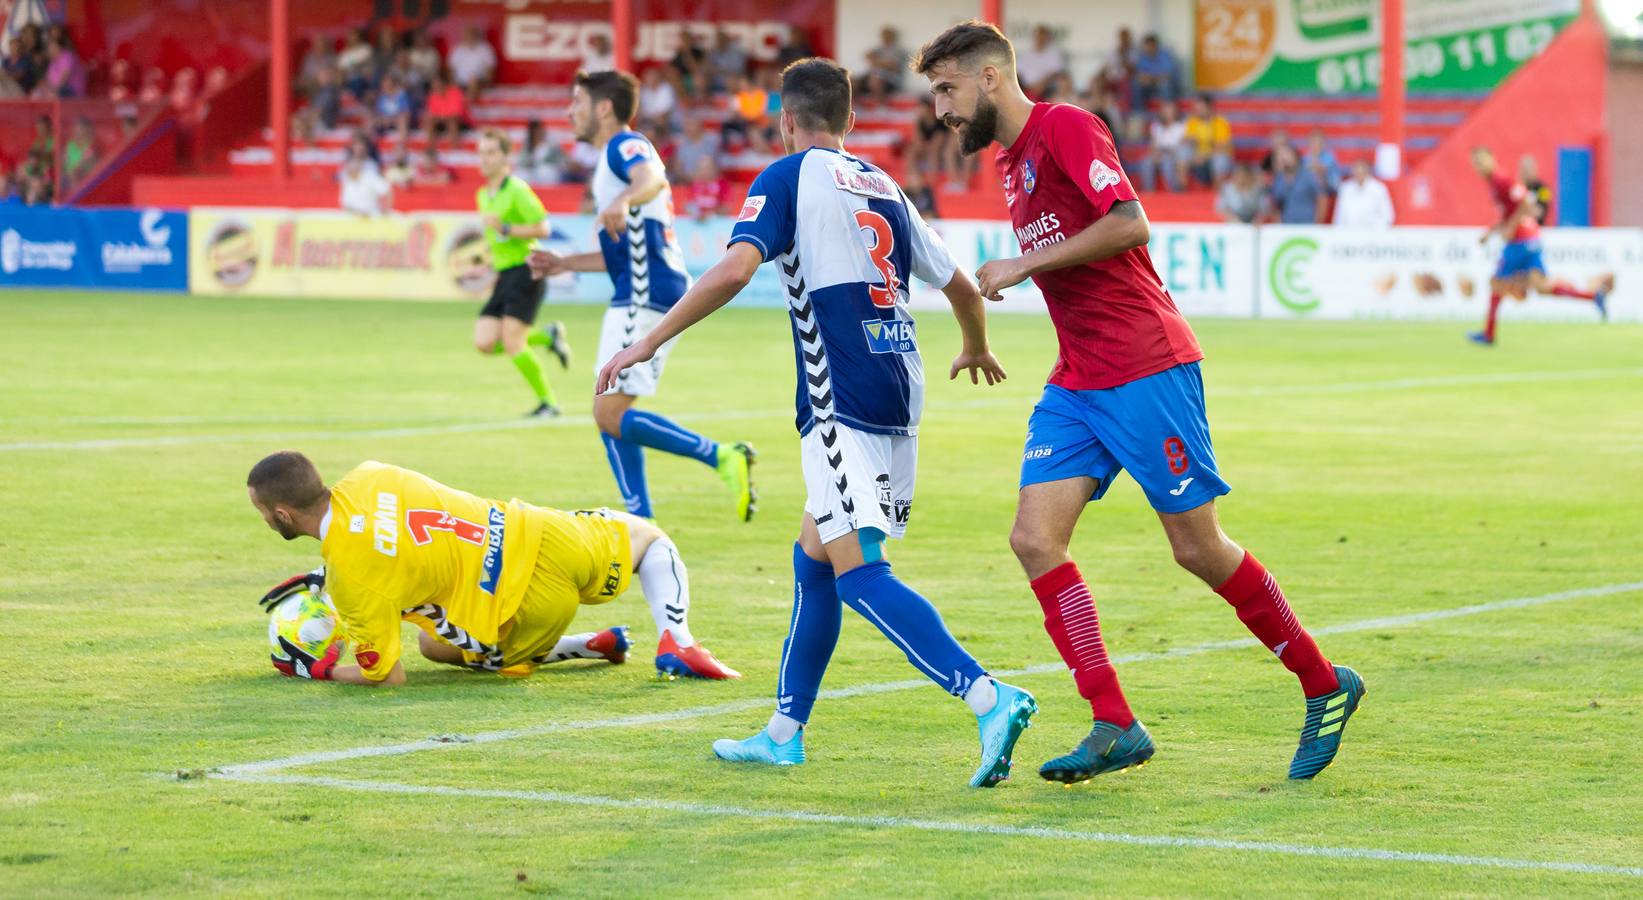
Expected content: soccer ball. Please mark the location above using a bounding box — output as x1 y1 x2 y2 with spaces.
268 587 347 669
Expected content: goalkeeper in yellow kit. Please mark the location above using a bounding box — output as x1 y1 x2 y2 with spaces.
247 450 739 685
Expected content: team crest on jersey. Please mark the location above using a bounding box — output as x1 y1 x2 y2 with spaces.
1089 159 1121 193
862 319 917 354
355 646 380 671
737 195 767 222
1021 159 1037 194
618 138 649 160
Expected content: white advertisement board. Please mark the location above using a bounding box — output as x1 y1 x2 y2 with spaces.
1257 225 1643 322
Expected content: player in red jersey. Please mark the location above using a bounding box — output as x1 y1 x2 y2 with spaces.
1467 146 1611 346
914 21 1364 782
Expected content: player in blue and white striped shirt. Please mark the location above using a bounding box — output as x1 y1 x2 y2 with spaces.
532 70 757 532
597 58 1038 787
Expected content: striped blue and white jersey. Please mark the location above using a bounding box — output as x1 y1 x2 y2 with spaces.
728 147 957 437
591 130 691 311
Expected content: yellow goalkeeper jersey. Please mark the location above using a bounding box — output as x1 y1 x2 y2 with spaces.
320 461 547 681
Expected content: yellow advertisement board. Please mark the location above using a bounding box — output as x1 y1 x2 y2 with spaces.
189 209 497 300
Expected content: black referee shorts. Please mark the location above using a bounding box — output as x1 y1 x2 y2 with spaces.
478 264 546 323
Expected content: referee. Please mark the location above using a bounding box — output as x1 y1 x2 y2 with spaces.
474 127 572 417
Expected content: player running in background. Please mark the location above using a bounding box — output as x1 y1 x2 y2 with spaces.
598 58 1037 788
246 451 738 684
1467 146 1612 347
529 70 756 522
473 128 572 417
914 21 1363 783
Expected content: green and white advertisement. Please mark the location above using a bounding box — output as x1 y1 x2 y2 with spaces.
1194 0 1580 94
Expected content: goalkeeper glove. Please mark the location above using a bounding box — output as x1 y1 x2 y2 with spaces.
259 567 326 613
272 634 341 680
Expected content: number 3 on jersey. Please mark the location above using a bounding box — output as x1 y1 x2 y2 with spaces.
854 209 901 308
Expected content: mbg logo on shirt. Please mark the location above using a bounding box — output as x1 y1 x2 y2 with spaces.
618 138 649 160
1089 159 1121 193
477 507 506 595
862 319 917 354
737 195 767 222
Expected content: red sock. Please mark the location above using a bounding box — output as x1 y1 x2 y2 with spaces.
1215 552 1339 698
1546 281 1596 301
1483 292 1503 341
1030 563 1134 726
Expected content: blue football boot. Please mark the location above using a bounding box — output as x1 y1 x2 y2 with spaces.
712 728 805 767
1289 664 1366 780
1039 718 1156 784
970 681 1038 788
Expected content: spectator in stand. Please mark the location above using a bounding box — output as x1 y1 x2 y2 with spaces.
424 69 466 148
1014 25 1067 98
371 25 401 84
777 30 813 69
1041 71 1077 103
5 36 41 94
902 165 939 219
563 139 599 184
517 119 567 184
1097 27 1136 96
21 148 54 205
36 31 86 98
137 66 165 103
63 116 98 185
708 30 748 93
348 127 382 170
638 65 679 132
413 145 455 185
339 145 392 216
448 26 497 101
1332 160 1394 227
1137 101 1187 192
373 73 413 146
337 28 375 99
581 33 616 73
305 63 343 130
383 151 414 189
721 72 768 145
408 30 443 88
0 169 19 205
864 27 908 99
1131 33 1180 109
105 58 133 101
0 64 20 98
1184 94 1233 186
1117 113 1151 183
671 30 710 100
299 37 337 95
909 98 948 176
1302 127 1340 189
668 114 721 184
1216 163 1269 223
390 46 428 97
1271 144 1329 224
1260 128 1292 174
1077 83 1123 137
683 155 728 220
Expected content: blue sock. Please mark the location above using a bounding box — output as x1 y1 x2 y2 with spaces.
620 409 719 467
600 433 653 518
835 561 987 698
777 543 842 724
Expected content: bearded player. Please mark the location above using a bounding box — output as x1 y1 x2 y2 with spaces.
529 70 757 523
914 21 1364 782
1467 146 1612 347
247 450 737 684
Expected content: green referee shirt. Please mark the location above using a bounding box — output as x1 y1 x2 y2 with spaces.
476 174 548 271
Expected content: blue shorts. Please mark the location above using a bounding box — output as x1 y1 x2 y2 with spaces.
1020 363 1231 514
1495 239 1545 279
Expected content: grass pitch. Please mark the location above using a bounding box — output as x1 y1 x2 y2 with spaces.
2 290 1640 896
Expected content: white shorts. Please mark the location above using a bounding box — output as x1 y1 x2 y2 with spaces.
801 422 918 544
596 305 676 397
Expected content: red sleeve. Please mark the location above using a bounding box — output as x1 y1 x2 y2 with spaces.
1043 105 1137 217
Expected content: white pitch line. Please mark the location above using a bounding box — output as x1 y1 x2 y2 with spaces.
215 580 1643 777
7 367 1640 453
214 772 1643 879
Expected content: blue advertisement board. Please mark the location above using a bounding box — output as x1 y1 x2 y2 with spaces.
0 206 189 291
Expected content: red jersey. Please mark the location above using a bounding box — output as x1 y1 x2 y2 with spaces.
995 103 1202 391
1488 171 1540 242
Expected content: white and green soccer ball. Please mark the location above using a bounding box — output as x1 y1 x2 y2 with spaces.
268 587 348 668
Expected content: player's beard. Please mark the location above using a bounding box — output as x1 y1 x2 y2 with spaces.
953 95 1000 156
274 515 301 541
